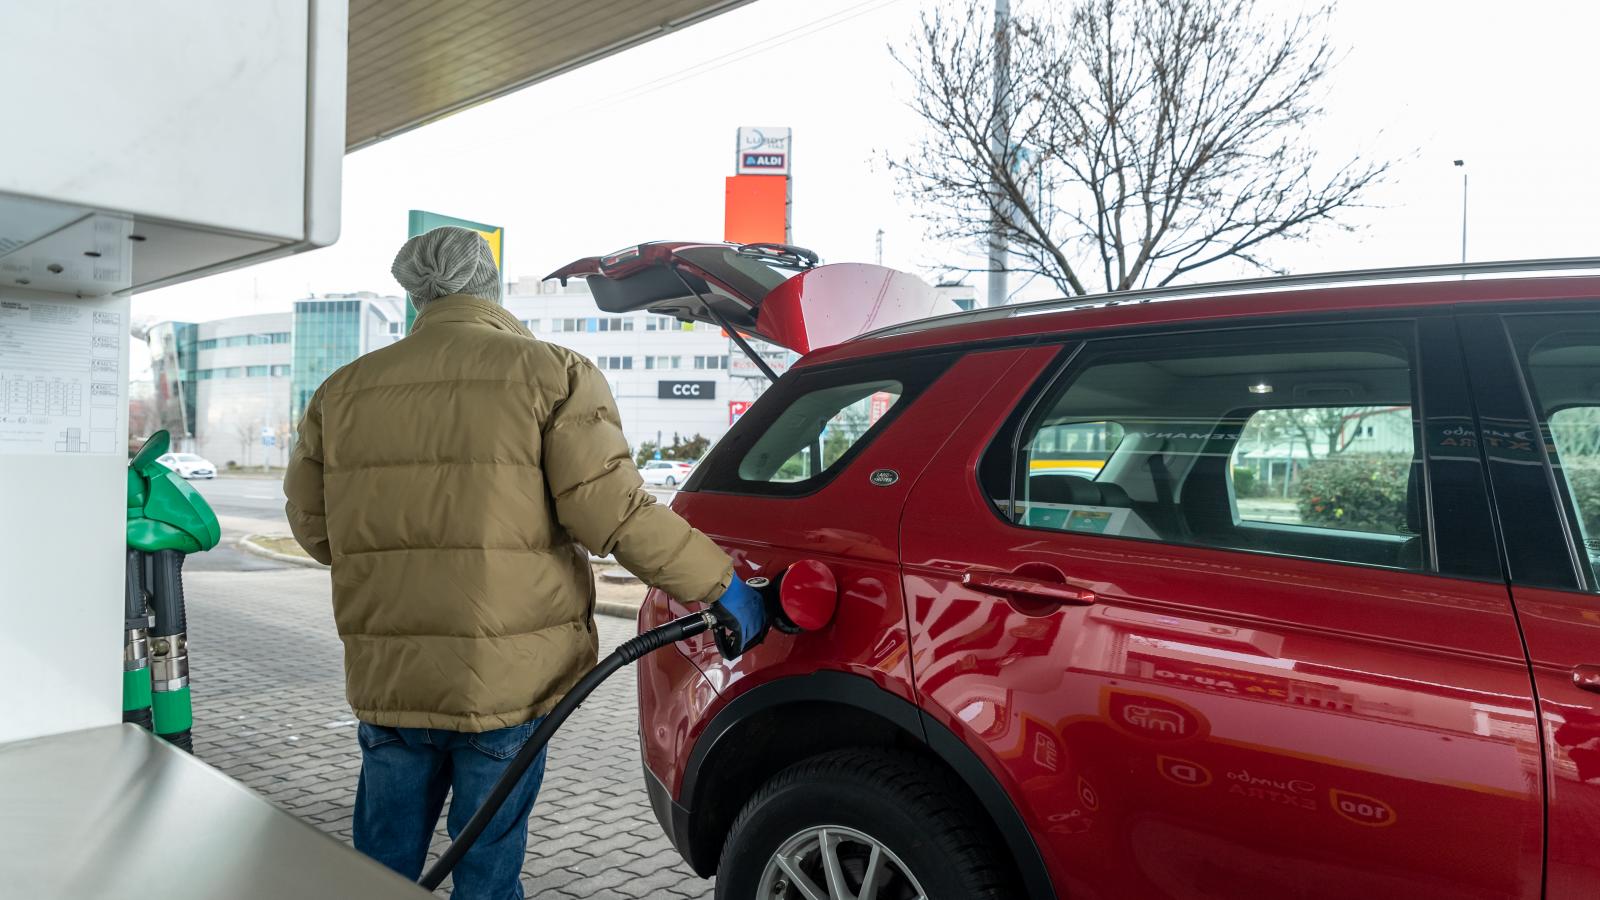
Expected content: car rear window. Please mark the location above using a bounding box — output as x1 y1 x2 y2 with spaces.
689 353 956 497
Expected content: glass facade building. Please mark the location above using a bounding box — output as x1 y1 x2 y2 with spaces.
290 299 363 425
143 294 403 459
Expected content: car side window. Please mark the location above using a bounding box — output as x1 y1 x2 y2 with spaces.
692 353 956 497
987 321 1428 571
737 380 903 483
1503 313 1600 588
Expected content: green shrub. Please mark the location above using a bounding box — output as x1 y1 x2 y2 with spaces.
633 433 711 467
1296 454 1413 534
1231 466 1261 498
774 454 810 482
1561 457 1600 538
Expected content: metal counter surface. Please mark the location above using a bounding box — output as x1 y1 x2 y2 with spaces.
0 723 427 898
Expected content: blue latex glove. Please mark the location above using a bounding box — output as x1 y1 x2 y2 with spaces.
709 574 768 660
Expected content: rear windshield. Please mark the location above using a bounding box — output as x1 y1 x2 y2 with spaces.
689 353 957 497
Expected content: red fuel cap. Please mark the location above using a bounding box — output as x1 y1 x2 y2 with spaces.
779 559 838 632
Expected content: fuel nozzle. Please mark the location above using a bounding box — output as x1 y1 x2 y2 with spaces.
713 560 839 659
708 574 769 660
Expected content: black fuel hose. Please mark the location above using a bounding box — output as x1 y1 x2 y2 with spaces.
418 609 717 892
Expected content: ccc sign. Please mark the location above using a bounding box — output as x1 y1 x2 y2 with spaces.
658 380 716 400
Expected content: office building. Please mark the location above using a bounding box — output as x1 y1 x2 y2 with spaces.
289 293 406 426
503 276 770 454
145 280 784 467
147 293 404 467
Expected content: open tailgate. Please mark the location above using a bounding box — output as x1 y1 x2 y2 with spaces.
545 241 954 355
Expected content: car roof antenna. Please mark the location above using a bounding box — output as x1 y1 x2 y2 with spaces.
669 264 780 382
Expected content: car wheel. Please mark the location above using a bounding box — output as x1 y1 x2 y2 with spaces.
665 476 677 486
716 749 1016 900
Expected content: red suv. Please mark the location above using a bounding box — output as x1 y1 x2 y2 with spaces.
555 244 1600 899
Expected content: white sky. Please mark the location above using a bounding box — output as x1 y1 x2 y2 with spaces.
135 0 1600 324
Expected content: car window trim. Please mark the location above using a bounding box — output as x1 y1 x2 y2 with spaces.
1415 316 1504 581
1459 310 1594 592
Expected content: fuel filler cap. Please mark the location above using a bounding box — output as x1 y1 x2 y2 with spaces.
778 559 838 632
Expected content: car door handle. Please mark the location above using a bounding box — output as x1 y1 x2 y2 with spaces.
962 570 1096 605
1573 665 1600 693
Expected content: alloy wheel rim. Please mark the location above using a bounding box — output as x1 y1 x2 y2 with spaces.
756 824 928 900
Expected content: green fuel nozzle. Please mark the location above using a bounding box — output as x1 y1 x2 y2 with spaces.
127 430 221 555
125 431 221 752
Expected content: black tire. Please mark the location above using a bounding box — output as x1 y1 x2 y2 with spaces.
715 749 1018 900
666 476 677 486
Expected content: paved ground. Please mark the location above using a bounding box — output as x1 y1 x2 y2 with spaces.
186 554 714 898
185 475 300 572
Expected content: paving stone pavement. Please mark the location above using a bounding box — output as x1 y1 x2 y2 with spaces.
185 567 714 899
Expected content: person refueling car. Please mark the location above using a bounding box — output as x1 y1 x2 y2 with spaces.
284 226 764 900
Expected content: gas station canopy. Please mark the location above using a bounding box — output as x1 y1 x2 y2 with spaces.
346 0 752 150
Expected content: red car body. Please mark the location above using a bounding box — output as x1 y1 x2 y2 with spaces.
557 245 1600 898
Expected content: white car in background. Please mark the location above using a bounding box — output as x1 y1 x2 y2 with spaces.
639 459 694 487
157 452 217 480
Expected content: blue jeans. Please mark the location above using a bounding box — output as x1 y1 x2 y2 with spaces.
353 719 548 900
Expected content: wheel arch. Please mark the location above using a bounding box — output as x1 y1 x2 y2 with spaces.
675 670 1056 900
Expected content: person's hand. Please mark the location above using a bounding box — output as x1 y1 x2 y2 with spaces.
710 574 768 660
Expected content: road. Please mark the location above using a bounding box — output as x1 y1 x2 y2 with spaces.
185 476 296 571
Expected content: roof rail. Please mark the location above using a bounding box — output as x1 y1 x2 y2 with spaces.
860 255 1600 342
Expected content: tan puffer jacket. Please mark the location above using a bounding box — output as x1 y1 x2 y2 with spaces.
284 294 732 731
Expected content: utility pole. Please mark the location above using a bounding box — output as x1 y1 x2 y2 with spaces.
986 0 1011 307
875 229 884 266
1453 159 1468 265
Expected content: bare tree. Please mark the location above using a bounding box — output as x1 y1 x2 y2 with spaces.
233 419 261 469
890 0 1390 297
1243 406 1408 466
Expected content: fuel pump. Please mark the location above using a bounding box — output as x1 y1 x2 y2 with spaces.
126 431 220 751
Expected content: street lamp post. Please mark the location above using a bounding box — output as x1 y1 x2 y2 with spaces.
1453 159 1468 266
987 0 1011 307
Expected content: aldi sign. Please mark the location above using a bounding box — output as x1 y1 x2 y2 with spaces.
736 127 792 176
742 152 786 170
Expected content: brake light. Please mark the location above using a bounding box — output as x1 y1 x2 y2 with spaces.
599 245 641 270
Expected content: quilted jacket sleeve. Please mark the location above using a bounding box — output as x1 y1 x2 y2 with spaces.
543 356 733 605
284 385 333 565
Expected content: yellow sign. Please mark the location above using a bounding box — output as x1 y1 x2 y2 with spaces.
475 227 503 268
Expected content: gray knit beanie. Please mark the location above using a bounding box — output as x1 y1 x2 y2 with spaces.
391 226 500 305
